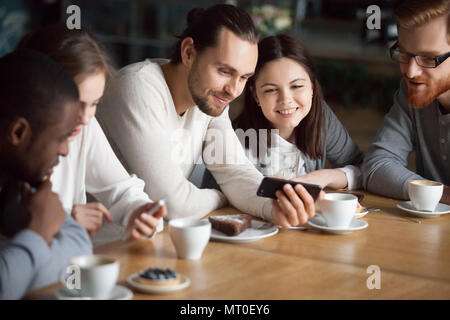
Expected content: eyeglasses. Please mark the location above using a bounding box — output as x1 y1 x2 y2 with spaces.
389 41 450 68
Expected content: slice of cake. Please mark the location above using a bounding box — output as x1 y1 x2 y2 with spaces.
208 214 252 236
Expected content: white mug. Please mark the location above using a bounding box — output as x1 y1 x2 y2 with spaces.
169 218 211 260
67 255 119 298
408 180 443 212
318 193 357 228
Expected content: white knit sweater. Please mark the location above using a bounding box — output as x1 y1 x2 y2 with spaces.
97 59 273 221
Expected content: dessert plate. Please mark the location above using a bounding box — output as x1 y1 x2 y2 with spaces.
307 214 368 235
210 220 278 243
396 201 450 218
54 285 133 300
127 273 190 294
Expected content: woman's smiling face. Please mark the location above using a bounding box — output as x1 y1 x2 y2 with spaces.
253 57 313 133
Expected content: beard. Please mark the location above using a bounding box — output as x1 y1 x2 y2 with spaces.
187 61 232 117
403 73 450 108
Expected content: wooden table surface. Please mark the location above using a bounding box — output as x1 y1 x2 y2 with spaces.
26 191 450 300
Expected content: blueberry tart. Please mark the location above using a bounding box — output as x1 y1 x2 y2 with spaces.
136 268 181 286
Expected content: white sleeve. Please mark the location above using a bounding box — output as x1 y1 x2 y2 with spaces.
84 118 152 227
204 107 273 221
97 72 227 220
337 165 362 190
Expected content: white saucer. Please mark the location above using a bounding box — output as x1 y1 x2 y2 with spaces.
210 220 278 243
127 273 190 294
307 215 368 234
54 285 133 300
397 201 450 218
288 208 368 229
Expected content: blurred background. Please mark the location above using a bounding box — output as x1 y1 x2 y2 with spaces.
0 0 410 166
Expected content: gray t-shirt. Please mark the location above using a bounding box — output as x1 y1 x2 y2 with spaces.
362 81 450 200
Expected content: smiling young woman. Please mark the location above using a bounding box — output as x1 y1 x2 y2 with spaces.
233 34 364 190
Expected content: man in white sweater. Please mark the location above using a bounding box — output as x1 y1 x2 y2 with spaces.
98 4 322 227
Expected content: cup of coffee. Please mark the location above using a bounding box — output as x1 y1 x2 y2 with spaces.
318 193 358 228
169 218 211 259
69 255 119 298
408 180 443 211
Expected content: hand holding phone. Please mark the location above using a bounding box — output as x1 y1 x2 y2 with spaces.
123 196 167 241
257 177 323 201
143 197 167 216
258 177 323 228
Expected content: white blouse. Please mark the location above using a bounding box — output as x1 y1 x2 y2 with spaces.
51 117 162 246
246 133 361 190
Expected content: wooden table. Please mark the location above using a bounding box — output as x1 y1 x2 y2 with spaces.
26 191 450 300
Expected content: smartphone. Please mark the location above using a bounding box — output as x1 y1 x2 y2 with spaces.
257 177 323 201
122 195 167 240
146 196 168 216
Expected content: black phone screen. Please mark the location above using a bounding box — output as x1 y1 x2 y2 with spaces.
256 177 323 201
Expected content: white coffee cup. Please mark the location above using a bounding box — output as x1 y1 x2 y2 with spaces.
318 193 358 228
169 218 211 259
408 180 443 212
69 255 119 298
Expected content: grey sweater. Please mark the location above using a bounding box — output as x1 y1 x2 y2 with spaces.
303 102 364 173
0 177 93 300
362 81 450 199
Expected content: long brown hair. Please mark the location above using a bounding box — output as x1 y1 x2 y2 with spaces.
233 34 325 159
17 23 115 82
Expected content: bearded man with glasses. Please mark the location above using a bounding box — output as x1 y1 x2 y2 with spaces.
362 0 450 205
